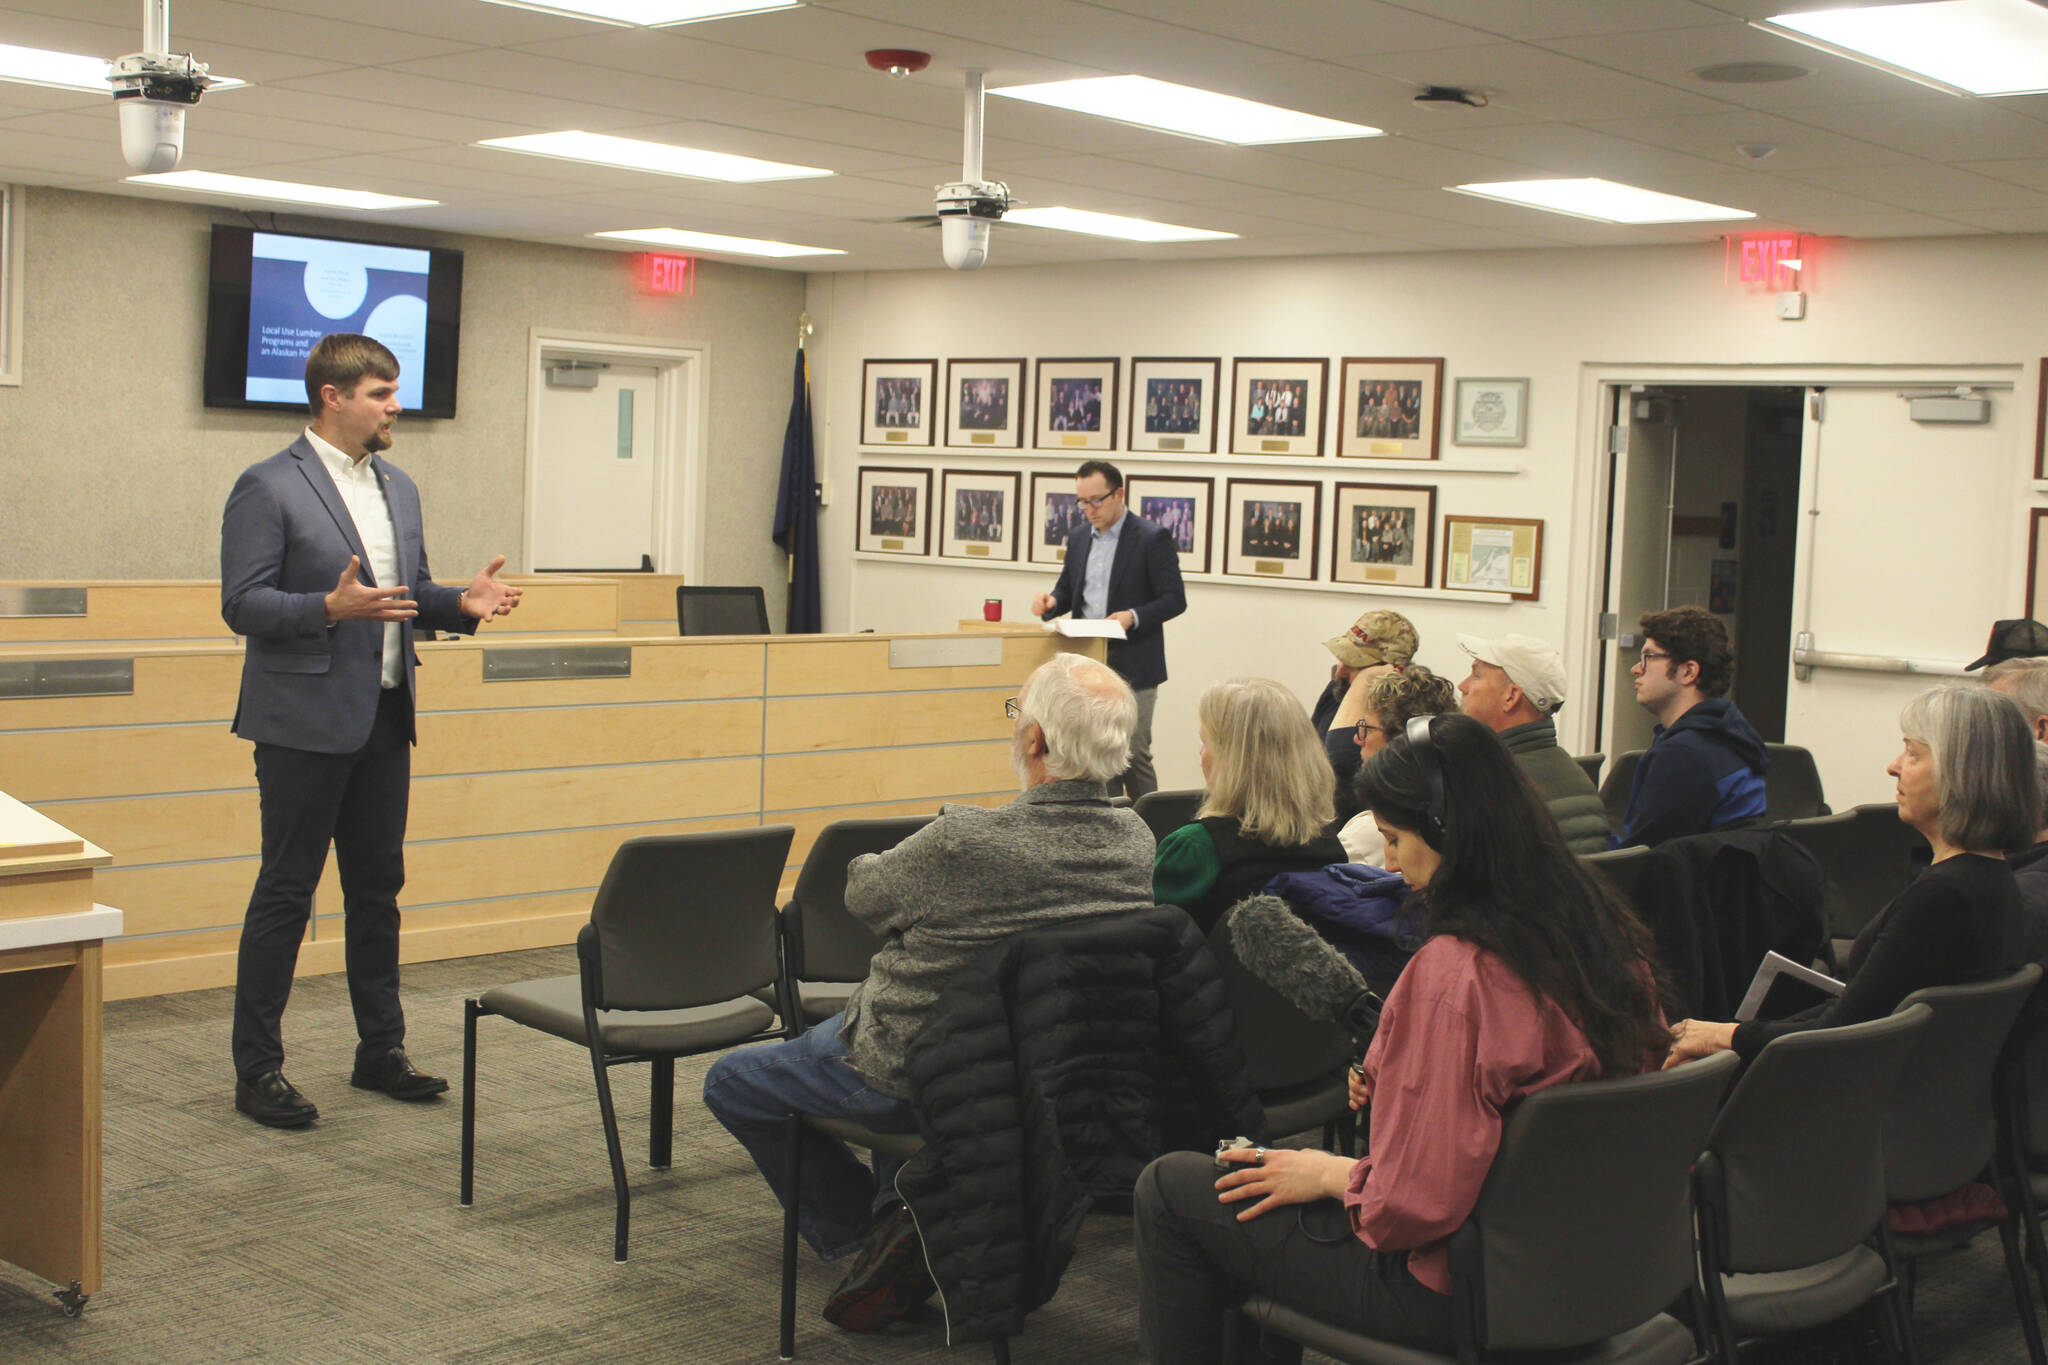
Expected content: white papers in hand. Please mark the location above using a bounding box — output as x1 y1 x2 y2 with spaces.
1045 618 1127 640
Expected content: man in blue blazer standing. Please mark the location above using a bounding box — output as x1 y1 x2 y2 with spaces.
220 333 521 1128
1031 460 1187 797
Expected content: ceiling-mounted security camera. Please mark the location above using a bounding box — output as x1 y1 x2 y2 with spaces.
110 2 220 173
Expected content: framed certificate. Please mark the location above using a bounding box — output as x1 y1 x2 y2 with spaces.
1443 514 1543 600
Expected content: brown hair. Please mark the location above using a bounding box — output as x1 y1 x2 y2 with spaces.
1639 605 1733 698
305 333 400 415
1364 664 1457 730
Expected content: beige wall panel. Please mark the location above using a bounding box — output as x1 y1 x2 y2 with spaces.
0 654 240 730
406 758 761 840
416 640 763 709
331 893 590 937
611 575 689 625
763 742 1013 811
413 699 761 774
764 689 1011 755
0 583 228 644
776 792 1010 870
465 579 617 635
0 725 250 801
95 860 256 936
765 633 1068 696
397 813 759 906
46 790 259 867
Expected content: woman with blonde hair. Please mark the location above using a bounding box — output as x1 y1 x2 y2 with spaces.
1155 677 1346 933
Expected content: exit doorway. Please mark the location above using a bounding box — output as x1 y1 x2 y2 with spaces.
1592 384 1805 763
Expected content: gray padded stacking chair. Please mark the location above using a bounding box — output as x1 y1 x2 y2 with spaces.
459 825 794 1263
775 815 933 1029
1694 1006 1930 1365
1762 743 1829 819
1237 1050 1739 1365
1884 965 2046 1365
1573 752 1604 788
1133 788 1203 845
1581 843 1652 908
1782 806 1929 950
1599 748 1644 830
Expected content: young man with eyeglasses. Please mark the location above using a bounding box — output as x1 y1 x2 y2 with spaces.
1031 460 1186 798
1616 605 1769 848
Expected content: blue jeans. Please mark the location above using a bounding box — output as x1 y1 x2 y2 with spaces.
702 1013 919 1260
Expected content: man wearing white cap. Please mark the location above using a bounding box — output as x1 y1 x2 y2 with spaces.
1456 633 1611 854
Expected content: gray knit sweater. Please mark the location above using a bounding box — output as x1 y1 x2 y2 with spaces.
840 779 1155 1099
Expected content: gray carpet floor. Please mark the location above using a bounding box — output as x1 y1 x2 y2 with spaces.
0 946 2035 1363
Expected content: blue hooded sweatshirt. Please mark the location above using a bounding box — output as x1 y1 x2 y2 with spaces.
1616 697 1770 848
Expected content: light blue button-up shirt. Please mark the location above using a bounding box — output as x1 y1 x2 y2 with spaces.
1080 508 1133 624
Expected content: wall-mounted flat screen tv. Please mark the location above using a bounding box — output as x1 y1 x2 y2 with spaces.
204 224 463 418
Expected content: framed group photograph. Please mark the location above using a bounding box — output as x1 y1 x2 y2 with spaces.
1223 478 1321 581
1129 356 1221 455
2028 507 2048 620
2036 359 2048 481
1337 357 1442 461
939 468 1021 562
856 466 932 557
1452 377 1529 448
1125 474 1215 576
944 357 1027 448
1331 482 1434 589
1030 470 1091 566
862 358 937 447
1034 357 1119 451
1230 358 1328 458
1443 514 1543 600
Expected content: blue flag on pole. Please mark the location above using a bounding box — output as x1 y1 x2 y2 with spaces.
773 347 822 633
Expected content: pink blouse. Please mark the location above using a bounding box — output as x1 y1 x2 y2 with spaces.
1342 935 1605 1294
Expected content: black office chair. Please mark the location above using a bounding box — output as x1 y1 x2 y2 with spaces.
459 825 794 1262
775 815 933 1030
1206 905 1355 1151
676 584 770 635
1694 1006 1929 1364
1237 1051 1739 1364
1132 787 1203 844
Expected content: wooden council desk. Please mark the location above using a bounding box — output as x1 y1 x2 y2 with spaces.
0 578 1093 1000
0 790 116 1313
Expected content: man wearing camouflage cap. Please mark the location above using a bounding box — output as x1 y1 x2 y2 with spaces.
1311 608 1419 794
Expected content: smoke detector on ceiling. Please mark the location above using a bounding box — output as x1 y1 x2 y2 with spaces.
866 49 931 80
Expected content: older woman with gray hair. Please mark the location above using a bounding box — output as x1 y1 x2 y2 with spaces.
1666 682 2036 1067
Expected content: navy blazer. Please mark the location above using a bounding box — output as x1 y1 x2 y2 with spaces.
1041 512 1187 691
221 435 474 754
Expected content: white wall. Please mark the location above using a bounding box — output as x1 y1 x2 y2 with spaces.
806 235 2046 804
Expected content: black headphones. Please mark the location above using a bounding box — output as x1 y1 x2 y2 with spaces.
1403 714 1450 845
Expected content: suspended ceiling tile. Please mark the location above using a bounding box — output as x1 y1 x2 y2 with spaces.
1778 99 2048 165
1937 206 2048 233
1140 145 1417 198
1397 0 1729 42
268 67 668 136
1574 110 1915 174
1785 162 2048 213
727 106 1066 167
220 82 531 145
1085 0 1499 60
1778 210 1989 238
1416 123 1737 182
1331 42 1729 123
379 49 809 125
1263 135 1545 186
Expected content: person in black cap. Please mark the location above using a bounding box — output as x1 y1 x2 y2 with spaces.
1966 619 2048 673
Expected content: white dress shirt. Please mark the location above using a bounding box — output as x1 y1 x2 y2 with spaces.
307 427 403 689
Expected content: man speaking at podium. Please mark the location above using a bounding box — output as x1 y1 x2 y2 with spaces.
1031 460 1186 798
220 333 521 1129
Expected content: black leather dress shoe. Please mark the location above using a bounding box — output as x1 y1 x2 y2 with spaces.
236 1070 318 1128
350 1046 449 1101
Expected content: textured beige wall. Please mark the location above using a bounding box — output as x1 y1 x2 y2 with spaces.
0 186 805 626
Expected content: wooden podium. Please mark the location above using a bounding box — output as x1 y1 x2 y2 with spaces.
0 789 117 1314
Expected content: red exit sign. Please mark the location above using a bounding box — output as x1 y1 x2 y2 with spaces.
636 253 696 296
1726 233 1805 290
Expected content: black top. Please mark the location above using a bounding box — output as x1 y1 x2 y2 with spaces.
1732 853 2022 1059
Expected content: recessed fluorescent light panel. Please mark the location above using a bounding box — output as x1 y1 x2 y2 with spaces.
127 172 436 211
480 131 831 183
592 227 844 258
1757 0 2048 96
1004 207 1237 243
475 0 800 25
0 42 243 93
1450 178 1755 224
990 75 1381 145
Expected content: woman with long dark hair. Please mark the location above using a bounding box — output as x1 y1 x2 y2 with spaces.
1134 714 1670 1360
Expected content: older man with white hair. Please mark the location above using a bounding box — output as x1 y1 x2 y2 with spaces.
702 650 1156 1332
1456 632 1611 854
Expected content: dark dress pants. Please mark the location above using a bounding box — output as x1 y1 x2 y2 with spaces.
1134 1151 1454 1364
232 685 411 1081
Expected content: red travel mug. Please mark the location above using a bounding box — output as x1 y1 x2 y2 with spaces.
983 599 1002 622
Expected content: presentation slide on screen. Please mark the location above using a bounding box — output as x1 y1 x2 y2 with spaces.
245 233 431 410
